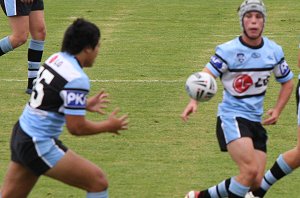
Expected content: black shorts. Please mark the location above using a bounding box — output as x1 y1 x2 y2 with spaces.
0 0 44 17
216 116 268 153
10 121 68 176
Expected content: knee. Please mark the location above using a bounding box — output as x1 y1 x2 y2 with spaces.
86 169 109 192
32 26 46 41
242 164 259 182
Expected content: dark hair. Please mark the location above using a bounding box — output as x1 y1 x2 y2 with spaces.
61 18 101 54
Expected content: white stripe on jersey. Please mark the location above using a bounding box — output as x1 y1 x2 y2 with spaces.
4 0 17 16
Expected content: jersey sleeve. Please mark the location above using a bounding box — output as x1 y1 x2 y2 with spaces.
273 45 293 83
205 45 229 77
60 77 90 116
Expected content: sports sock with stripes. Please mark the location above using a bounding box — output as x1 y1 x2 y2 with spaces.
0 36 13 56
252 154 293 197
207 178 230 197
228 177 249 198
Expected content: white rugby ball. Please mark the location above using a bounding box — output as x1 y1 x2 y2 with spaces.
185 72 217 102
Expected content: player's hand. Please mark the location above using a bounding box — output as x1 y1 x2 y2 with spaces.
181 99 198 122
262 108 279 125
20 0 34 4
86 90 109 114
106 108 128 134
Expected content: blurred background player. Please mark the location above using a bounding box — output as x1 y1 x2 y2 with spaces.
0 0 46 94
181 0 294 198
246 43 300 198
0 18 128 198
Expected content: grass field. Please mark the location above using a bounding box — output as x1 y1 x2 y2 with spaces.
1 0 300 197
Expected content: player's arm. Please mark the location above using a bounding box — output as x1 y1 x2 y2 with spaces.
263 79 294 125
202 67 217 78
65 108 128 136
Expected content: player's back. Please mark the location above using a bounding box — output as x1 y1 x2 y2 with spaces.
19 52 90 139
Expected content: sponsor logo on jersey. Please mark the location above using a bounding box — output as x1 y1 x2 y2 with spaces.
233 74 253 93
236 53 245 63
251 52 261 58
211 55 223 69
279 60 289 76
65 90 87 108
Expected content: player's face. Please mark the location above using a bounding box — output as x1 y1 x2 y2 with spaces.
86 41 100 67
242 11 264 40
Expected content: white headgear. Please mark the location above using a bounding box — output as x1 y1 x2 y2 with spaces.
238 0 267 28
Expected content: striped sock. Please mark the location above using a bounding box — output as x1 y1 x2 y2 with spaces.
0 36 13 56
253 154 293 197
27 39 44 90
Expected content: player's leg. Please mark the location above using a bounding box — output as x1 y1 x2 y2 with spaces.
185 117 260 198
227 137 260 197
0 16 29 56
45 150 109 198
252 149 267 189
185 138 255 198
251 126 300 197
0 0 31 56
26 1 46 94
1 161 39 198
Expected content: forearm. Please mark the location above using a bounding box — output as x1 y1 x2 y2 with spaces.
65 114 124 136
71 119 113 136
273 80 294 114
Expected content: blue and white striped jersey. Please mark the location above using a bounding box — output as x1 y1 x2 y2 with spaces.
206 36 293 122
19 52 90 139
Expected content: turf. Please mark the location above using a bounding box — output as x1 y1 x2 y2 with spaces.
1 0 300 197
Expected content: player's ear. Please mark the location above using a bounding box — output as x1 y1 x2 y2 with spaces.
84 47 93 54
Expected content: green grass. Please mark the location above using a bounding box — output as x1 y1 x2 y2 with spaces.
1 0 300 197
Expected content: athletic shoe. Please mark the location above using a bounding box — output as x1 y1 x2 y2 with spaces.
185 191 200 198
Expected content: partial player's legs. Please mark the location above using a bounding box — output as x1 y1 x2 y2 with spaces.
0 16 29 56
1 161 39 198
45 150 109 198
251 126 300 197
26 10 46 94
185 138 262 198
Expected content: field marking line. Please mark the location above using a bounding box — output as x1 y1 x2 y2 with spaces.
0 79 184 83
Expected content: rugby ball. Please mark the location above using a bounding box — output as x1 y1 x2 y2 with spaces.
185 72 217 102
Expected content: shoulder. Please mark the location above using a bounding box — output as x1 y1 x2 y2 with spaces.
263 37 282 50
215 37 240 60
46 52 88 82
262 37 284 59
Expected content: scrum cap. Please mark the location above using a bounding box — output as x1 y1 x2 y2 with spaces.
238 0 266 25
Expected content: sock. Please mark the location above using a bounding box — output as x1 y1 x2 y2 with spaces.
207 178 230 197
86 189 108 198
27 39 44 90
0 36 13 56
198 190 211 198
228 177 249 198
252 154 293 197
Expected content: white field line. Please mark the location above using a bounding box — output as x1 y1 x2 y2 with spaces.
1 78 184 83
